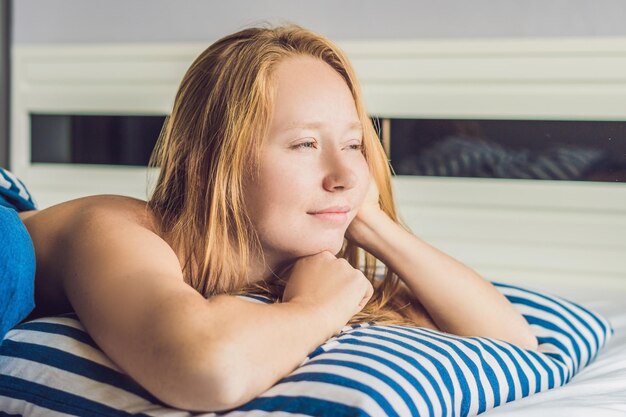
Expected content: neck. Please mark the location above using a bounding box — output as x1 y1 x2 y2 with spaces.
247 250 295 285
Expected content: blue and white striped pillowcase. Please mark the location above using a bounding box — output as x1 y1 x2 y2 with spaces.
0 282 613 417
0 168 37 212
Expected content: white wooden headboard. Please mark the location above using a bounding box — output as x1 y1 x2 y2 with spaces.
11 37 626 292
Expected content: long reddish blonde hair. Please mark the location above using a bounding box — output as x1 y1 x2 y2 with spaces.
148 24 421 326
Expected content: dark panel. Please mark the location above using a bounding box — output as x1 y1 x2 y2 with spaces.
389 119 626 183
30 114 165 167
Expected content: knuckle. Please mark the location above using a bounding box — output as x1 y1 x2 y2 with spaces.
322 250 336 259
354 268 366 278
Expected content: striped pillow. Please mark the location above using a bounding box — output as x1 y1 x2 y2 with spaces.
0 282 613 417
0 167 38 212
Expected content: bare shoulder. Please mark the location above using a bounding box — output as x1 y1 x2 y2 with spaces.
22 194 186 319
59 194 181 273
57 195 170 257
23 194 168 254
21 194 159 237
55 195 186 292
56 194 197 318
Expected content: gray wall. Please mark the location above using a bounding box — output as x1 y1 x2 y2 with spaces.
12 0 626 44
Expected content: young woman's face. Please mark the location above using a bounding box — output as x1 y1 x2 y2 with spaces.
244 55 370 266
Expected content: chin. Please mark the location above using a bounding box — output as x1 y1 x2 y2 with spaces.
288 230 348 257
319 239 347 256
294 241 343 258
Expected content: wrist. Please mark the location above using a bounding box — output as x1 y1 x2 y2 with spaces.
285 297 339 338
346 208 398 260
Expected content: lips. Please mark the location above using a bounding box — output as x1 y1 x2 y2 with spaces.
307 206 351 223
307 205 351 215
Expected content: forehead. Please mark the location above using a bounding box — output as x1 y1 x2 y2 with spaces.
269 56 359 132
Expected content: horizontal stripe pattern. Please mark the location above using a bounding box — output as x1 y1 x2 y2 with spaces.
0 283 613 417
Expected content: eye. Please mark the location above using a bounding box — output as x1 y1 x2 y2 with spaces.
291 140 317 150
346 142 364 151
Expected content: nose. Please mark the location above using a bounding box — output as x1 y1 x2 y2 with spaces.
322 151 357 192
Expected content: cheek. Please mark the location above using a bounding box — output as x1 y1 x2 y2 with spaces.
261 164 310 203
251 162 312 225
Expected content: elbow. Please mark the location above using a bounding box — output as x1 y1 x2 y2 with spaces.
505 330 538 351
516 322 539 351
157 389 236 413
147 341 248 413
518 335 539 351
159 394 245 414
156 383 240 413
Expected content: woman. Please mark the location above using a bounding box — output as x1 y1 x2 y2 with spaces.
10 25 537 412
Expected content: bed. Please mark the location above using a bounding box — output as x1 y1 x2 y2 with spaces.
3 35 626 415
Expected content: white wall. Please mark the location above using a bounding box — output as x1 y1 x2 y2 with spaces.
9 1 626 294
12 0 626 44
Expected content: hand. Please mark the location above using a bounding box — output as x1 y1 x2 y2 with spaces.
345 174 383 246
359 172 381 213
282 251 374 335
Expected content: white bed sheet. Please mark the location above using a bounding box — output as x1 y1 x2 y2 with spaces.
484 281 626 416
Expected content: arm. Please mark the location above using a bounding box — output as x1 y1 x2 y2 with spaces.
347 182 538 350
59 206 337 412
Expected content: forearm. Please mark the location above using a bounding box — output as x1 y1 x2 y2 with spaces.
351 210 537 350
197 294 337 409
103 291 334 413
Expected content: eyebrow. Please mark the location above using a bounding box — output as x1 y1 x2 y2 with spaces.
282 121 363 132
